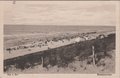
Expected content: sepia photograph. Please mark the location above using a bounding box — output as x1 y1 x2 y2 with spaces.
3 1 117 74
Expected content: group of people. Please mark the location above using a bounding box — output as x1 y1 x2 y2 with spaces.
6 33 106 54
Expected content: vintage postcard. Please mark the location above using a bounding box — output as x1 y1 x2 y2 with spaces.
0 1 120 78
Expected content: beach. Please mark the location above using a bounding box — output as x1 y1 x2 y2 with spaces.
4 25 115 59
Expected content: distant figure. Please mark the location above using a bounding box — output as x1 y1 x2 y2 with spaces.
6 48 12 54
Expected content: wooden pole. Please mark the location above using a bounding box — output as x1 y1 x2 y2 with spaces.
92 45 96 66
41 56 43 67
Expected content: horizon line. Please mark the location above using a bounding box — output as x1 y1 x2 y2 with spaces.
4 24 115 27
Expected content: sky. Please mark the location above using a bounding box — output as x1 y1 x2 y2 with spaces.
4 1 116 26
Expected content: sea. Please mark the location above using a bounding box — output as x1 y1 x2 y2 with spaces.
4 25 115 35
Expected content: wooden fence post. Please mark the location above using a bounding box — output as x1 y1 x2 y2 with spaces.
41 56 43 67
92 45 96 66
